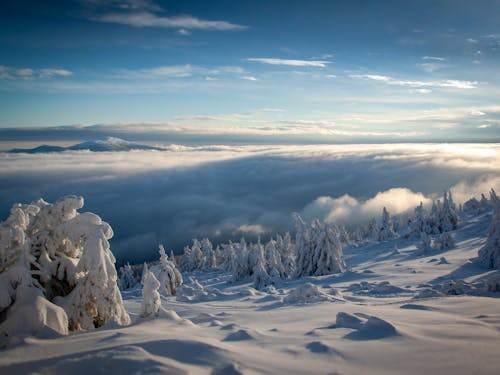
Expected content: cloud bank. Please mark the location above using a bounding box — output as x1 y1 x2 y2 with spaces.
0 143 498 265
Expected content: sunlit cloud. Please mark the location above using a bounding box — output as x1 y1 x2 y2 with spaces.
350 74 478 89
245 58 331 68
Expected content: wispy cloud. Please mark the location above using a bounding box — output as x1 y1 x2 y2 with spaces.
350 74 478 89
242 76 257 81
245 58 330 68
421 56 445 61
95 12 247 30
0 66 73 80
83 0 246 31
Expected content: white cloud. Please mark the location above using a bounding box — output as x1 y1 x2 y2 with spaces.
242 76 257 81
350 74 478 89
95 12 246 30
176 28 191 36
422 56 445 61
478 124 490 129
0 66 73 80
467 38 478 44
1 142 498 262
245 58 330 68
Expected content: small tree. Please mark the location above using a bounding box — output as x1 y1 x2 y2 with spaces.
478 204 500 269
157 245 183 296
141 271 161 317
378 207 397 241
119 262 136 290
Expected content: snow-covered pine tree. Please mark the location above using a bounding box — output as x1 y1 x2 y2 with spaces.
378 207 397 241
140 271 161 317
265 238 285 279
140 262 149 286
438 191 458 232
119 262 136 290
170 250 176 266
157 245 183 296
478 203 500 269
200 238 216 269
220 241 235 271
490 189 499 205
294 214 346 278
276 233 295 278
436 232 455 251
253 241 274 290
231 238 251 282
411 201 427 236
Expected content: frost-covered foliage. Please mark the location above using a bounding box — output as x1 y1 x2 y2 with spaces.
253 241 274 290
478 203 500 269
435 232 455 251
140 271 161 317
119 262 136 290
0 196 130 337
180 238 216 272
156 245 183 296
378 207 397 241
294 214 346 278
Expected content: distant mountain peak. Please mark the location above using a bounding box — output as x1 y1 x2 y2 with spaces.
7 137 165 153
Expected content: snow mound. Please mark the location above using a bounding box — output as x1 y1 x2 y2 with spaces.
346 281 408 296
305 341 343 356
0 287 68 346
177 277 223 302
283 283 342 304
211 363 244 375
37 345 186 375
334 312 399 340
223 329 255 341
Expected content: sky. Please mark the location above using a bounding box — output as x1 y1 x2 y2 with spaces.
1 0 500 142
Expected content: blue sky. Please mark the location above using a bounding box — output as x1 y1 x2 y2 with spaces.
1 0 500 141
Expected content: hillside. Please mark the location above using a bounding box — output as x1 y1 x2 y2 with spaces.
1 206 499 374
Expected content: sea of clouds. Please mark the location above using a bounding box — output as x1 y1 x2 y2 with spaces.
0 143 498 264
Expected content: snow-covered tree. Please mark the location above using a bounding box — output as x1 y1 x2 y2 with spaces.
278 232 296 278
410 202 427 236
253 242 273 290
378 207 397 241
140 262 149 286
157 245 183 296
416 231 432 254
170 250 176 266
119 262 136 290
219 242 235 271
0 196 130 335
478 203 500 269
200 238 216 269
140 271 161 317
435 232 455 251
265 238 285 279
231 238 252 282
294 214 346 278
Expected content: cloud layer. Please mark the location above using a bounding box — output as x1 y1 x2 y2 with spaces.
0 143 498 265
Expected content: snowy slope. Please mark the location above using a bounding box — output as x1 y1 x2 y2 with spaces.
1 210 499 374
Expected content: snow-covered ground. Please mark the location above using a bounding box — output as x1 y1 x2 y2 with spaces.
1 210 499 375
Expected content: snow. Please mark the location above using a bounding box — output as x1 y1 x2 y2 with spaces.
1 200 500 374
